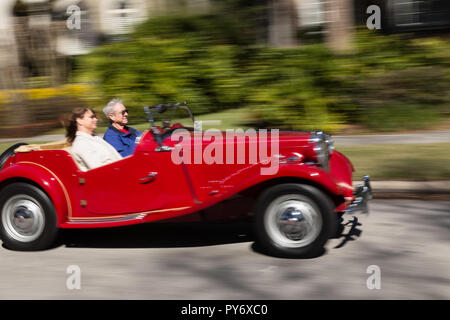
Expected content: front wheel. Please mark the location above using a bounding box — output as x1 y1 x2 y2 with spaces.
0 183 59 251
255 183 337 258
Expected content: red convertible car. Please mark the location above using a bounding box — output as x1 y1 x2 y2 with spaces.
0 103 371 257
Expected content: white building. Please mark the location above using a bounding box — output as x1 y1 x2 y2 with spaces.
0 0 211 88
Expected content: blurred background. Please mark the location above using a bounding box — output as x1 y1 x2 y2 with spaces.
1 2 449 301
0 0 449 180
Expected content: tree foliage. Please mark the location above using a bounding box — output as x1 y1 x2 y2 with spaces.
75 13 450 132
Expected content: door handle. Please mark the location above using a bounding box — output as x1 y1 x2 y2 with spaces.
140 172 158 183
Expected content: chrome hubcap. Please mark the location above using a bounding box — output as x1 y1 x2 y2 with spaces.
265 195 322 248
2 195 45 242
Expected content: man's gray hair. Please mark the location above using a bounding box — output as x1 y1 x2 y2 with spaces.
103 99 123 119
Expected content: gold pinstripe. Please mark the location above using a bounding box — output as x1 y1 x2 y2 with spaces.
17 161 73 218
17 162 191 222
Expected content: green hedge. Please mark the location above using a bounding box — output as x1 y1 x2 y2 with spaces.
75 14 450 132
0 85 92 138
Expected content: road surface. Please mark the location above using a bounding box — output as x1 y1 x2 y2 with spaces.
0 199 448 299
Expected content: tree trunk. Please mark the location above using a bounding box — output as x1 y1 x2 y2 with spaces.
324 0 355 54
268 0 299 47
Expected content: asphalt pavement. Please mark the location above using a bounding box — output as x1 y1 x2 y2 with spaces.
0 199 448 299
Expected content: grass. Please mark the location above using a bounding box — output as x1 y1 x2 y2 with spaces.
40 106 450 136
45 107 256 135
2 139 449 181
336 143 450 181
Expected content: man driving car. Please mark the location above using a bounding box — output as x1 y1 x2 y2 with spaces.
103 99 142 157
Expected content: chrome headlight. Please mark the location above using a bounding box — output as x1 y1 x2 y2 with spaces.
310 131 334 171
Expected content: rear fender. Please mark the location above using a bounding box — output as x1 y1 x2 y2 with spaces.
0 163 71 226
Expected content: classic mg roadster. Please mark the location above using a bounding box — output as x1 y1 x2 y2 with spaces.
0 103 371 257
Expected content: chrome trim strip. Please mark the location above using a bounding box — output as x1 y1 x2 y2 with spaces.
67 213 147 224
16 161 73 219
68 206 191 223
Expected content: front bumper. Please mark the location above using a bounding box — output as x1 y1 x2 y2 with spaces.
344 175 372 214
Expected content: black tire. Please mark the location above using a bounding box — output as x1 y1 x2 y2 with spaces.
255 183 338 258
0 182 59 251
0 143 28 171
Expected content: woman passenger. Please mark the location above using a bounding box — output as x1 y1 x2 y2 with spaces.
66 107 122 171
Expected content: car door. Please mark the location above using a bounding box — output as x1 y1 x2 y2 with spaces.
80 152 165 215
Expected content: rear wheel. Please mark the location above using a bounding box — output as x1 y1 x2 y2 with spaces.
0 183 59 251
255 183 337 258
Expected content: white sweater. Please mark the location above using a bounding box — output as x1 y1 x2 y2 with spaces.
71 131 122 171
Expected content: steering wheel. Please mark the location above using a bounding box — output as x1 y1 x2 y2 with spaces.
170 123 184 130
159 125 194 141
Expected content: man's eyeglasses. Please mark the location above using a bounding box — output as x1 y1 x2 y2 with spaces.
119 109 128 115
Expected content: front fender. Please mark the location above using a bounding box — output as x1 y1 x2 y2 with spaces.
0 163 71 226
230 163 345 199
277 165 342 194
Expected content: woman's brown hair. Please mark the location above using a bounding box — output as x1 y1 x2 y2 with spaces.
65 107 95 144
